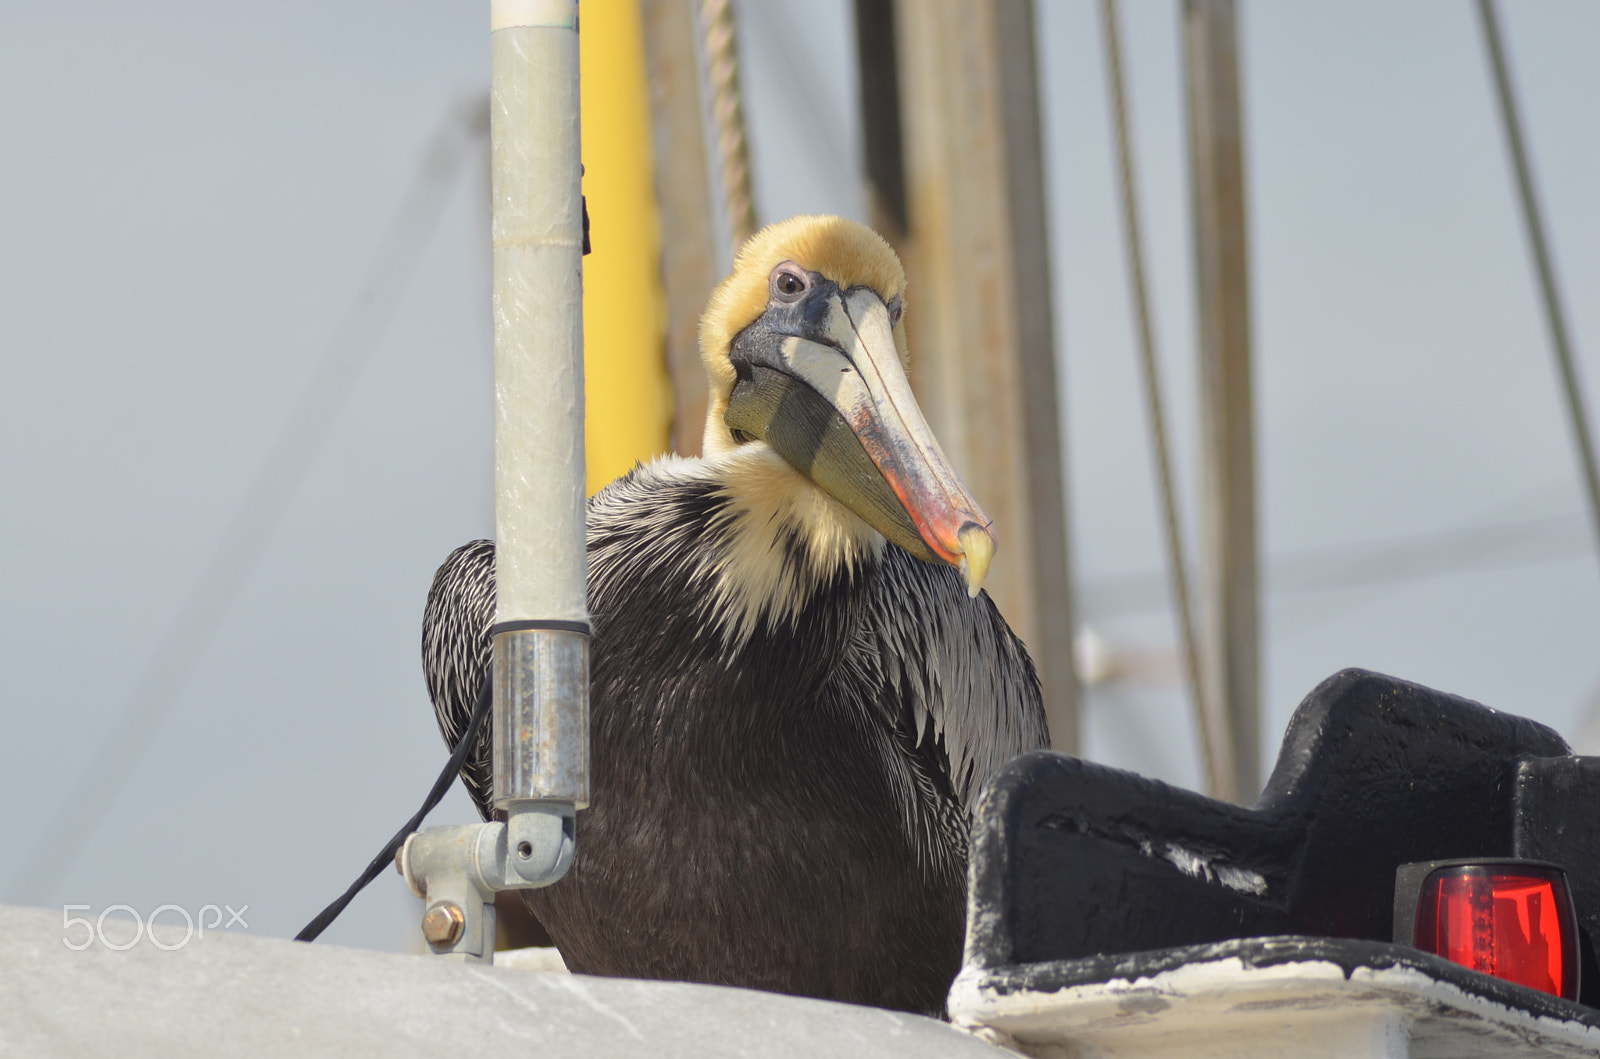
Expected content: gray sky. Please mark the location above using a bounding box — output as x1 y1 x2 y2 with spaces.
2 0 1597 954
1040 0 1600 785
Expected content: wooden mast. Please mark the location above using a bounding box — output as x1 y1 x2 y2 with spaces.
1183 0 1257 801
857 0 1081 751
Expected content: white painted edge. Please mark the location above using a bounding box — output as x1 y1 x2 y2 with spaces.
491 0 577 31
947 955 1600 1052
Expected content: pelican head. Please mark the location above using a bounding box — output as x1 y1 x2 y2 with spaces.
698 215 995 596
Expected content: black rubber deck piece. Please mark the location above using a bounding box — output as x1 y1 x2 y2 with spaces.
966 668 1600 1013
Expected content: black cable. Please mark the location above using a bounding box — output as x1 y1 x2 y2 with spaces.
1476 0 1600 576
295 672 492 943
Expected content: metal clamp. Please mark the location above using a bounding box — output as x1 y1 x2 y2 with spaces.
398 801 576 961
402 627 587 961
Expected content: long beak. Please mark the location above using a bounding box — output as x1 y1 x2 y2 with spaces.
724 288 997 596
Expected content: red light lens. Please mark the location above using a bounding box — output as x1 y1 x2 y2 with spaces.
1413 865 1577 1000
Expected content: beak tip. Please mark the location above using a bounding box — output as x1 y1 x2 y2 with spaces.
957 522 995 598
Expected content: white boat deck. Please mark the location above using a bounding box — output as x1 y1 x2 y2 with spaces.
0 904 1005 1058
13 899 1600 1058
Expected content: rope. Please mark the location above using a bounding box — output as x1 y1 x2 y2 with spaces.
700 0 758 254
1099 0 1234 801
1475 0 1600 579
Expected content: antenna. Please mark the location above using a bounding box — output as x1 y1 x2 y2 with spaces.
398 0 589 961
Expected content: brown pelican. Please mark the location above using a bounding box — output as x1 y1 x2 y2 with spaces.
422 215 1048 1015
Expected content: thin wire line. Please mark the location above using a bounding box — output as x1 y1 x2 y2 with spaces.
1475 0 1600 577
1269 516 1584 638
6 97 487 905
1099 0 1231 800
1080 511 1588 621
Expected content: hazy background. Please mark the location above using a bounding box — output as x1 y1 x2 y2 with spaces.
2 0 1596 953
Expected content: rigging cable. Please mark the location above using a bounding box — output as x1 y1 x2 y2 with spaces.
1081 511 1588 620
1099 0 1232 800
1475 0 1600 577
5 97 487 905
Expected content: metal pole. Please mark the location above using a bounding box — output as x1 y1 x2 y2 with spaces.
1475 0 1600 575
641 0 722 458
488 0 589 861
1100 0 1228 796
577 0 674 492
1183 0 1255 802
400 0 589 962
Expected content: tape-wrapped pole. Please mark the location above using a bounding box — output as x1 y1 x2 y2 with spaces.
490 0 590 810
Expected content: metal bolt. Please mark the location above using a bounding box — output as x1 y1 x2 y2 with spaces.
421 901 465 947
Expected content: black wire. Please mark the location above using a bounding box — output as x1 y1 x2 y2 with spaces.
295 672 492 943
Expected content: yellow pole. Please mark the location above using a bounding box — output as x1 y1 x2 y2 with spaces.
580 0 674 494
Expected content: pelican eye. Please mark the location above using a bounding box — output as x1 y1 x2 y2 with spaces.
770 264 810 303
886 294 903 325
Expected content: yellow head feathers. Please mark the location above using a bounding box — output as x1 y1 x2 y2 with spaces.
699 216 910 455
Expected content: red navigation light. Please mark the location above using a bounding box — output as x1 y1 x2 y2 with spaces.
1396 860 1579 1001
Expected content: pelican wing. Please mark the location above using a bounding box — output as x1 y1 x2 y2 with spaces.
421 538 497 819
856 546 1050 816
